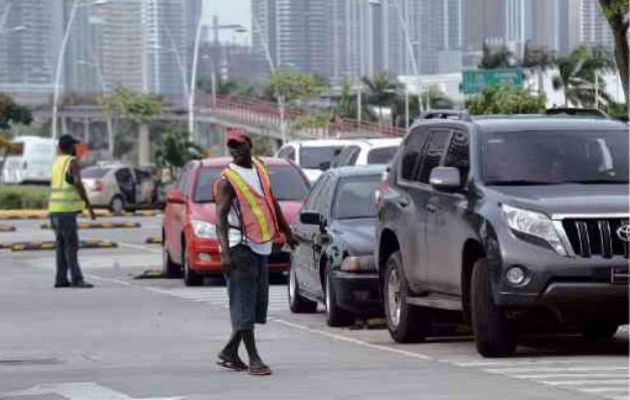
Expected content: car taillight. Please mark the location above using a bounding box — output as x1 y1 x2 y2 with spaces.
94 180 104 192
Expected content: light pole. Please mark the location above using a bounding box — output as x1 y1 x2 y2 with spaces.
51 0 109 139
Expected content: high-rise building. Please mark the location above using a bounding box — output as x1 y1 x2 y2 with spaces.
576 0 614 50
0 0 61 94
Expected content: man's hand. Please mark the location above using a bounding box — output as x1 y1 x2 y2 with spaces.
220 251 231 273
285 230 299 249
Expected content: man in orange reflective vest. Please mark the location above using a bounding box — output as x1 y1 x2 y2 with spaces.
215 128 297 376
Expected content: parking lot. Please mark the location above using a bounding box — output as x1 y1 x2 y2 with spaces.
0 214 628 400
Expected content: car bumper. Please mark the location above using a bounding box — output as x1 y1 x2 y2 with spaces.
331 270 382 315
188 240 291 275
86 192 109 207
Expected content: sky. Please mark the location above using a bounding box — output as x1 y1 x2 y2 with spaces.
202 0 252 45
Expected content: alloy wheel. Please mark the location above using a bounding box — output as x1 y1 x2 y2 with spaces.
387 267 402 328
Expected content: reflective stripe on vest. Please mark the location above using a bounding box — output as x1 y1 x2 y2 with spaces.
221 159 279 244
48 155 85 213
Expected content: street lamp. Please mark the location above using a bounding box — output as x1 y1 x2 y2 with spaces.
51 0 109 139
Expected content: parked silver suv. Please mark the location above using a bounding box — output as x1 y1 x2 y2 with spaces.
375 113 629 357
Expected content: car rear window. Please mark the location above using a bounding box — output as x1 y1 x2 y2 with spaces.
81 167 109 178
333 174 381 219
193 165 309 203
367 146 399 164
299 146 345 169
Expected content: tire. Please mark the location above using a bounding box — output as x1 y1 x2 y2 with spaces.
471 258 516 357
161 235 181 278
383 251 429 343
110 195 125 215
288 264 317 313
183 245 203 286
581 323 619 341
325 268 354 327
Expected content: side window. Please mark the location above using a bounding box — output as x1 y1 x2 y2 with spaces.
303 174 327 211
400 127 429 180
317 176 335 217
115 168 133 185
418 130 451 184
178 164 192 197
443 129 470 187
346 147 360 166
278 146 296 161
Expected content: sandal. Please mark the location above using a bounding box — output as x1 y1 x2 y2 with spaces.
216 357 248 372
248 365 272 376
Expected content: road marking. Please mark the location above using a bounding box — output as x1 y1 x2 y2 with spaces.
540 379 629 386
118 242 162 254
486 366 628 374
1 382 183 400
87 275 134 287
272 318 433 361
515 373 630 379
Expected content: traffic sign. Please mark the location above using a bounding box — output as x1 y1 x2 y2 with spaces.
461 68 523 94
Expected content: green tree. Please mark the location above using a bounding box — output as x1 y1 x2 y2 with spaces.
552 46 613 107
467 84 546 115
599 0 629 104
521 43 556 94
153 123 205 174
479 44 514 69
197 77 256 97
0 94 32 131
98 86 162 164
266 69 325 103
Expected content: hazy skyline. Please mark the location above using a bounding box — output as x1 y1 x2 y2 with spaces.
203 0 252 44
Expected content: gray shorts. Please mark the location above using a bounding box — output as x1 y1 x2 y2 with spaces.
225 245 269 331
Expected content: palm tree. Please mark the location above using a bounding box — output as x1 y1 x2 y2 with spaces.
521 43 556 94
479 43 513 69
360 71 402 123
553 46 613 107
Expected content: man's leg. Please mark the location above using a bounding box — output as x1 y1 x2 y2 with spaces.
244 253 271 375
61 214 91 287
51 215 70 287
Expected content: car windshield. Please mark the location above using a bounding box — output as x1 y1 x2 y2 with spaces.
81 167 109 178
482 130 629 185
367 146 399 164
193 165 309 203
333 175 381 220
299 146 345 169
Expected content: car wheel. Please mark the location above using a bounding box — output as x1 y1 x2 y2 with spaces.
161 236 181 278
471 258 516 357
110 195 125 215
288 264 317 313
383 251 429 343
581 323 619 341
183 246 203 286
325 268 354 327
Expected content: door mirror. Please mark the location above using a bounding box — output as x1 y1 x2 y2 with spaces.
318 161 331 171
166 188 185 204
300 210 322 225
429 167 461 191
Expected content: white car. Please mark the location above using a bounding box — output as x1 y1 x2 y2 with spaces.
329 138 402 168
1 136 56 184
276 139 357 182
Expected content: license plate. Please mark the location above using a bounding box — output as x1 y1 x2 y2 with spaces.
611 267 628 284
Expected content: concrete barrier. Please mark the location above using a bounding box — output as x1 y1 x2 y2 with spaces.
1 239 118 252
40 222 141 230
0 224 16 232
145 237 162 244
0 209 163 220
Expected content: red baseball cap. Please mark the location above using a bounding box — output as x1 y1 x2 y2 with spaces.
226 128 250 146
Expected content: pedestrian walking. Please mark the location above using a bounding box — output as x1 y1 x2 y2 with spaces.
215 128 297 376
48 134 96 289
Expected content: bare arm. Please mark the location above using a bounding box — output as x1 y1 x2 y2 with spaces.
215 179 235 270
272 195 297 247
70 159 95 219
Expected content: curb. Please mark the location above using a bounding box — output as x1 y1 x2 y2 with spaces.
2 240 118 252
0 210 163 220
0 224 16 232
40 222 141 230
145 237 162 244
133 269 165 279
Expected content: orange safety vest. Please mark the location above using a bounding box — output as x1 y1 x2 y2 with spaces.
221 158 280 244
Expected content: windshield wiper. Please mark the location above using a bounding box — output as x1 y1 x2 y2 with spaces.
564 179 628 184
485 180 558 186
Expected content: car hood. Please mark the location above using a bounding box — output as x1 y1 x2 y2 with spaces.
485 184 629 217
329 218 376 255
188 200 303 225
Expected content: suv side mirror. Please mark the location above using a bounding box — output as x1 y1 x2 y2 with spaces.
318 161 331 171
300 210 322 225
166 188 185 204
429 167 461 191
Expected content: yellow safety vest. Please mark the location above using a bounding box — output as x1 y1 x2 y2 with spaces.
48 155 85 213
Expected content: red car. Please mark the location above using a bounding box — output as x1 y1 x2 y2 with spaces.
162 157 310 286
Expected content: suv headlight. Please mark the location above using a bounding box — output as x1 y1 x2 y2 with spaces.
501 204 567 256
191 220 217 239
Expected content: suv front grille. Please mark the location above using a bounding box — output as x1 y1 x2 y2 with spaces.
562 218 630 258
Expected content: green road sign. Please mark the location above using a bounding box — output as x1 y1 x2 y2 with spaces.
461 68 523 94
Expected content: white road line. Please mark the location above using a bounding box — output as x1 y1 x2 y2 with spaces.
272 318 433 361
579 387 629 393
486 366 628 374
454 360 602 367
86 275 133 287
539 379 629 386
118 242 162 254
515 373 629 379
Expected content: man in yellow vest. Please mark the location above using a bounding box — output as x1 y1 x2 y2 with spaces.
215 129 297 376
49 134 96 288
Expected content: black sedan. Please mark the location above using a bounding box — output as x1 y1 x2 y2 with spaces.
288 165 384 326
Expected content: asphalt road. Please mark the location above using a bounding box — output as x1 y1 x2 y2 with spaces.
0 216 628 400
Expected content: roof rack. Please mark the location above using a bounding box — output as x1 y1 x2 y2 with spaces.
418 110 472 121
545 108 610 119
